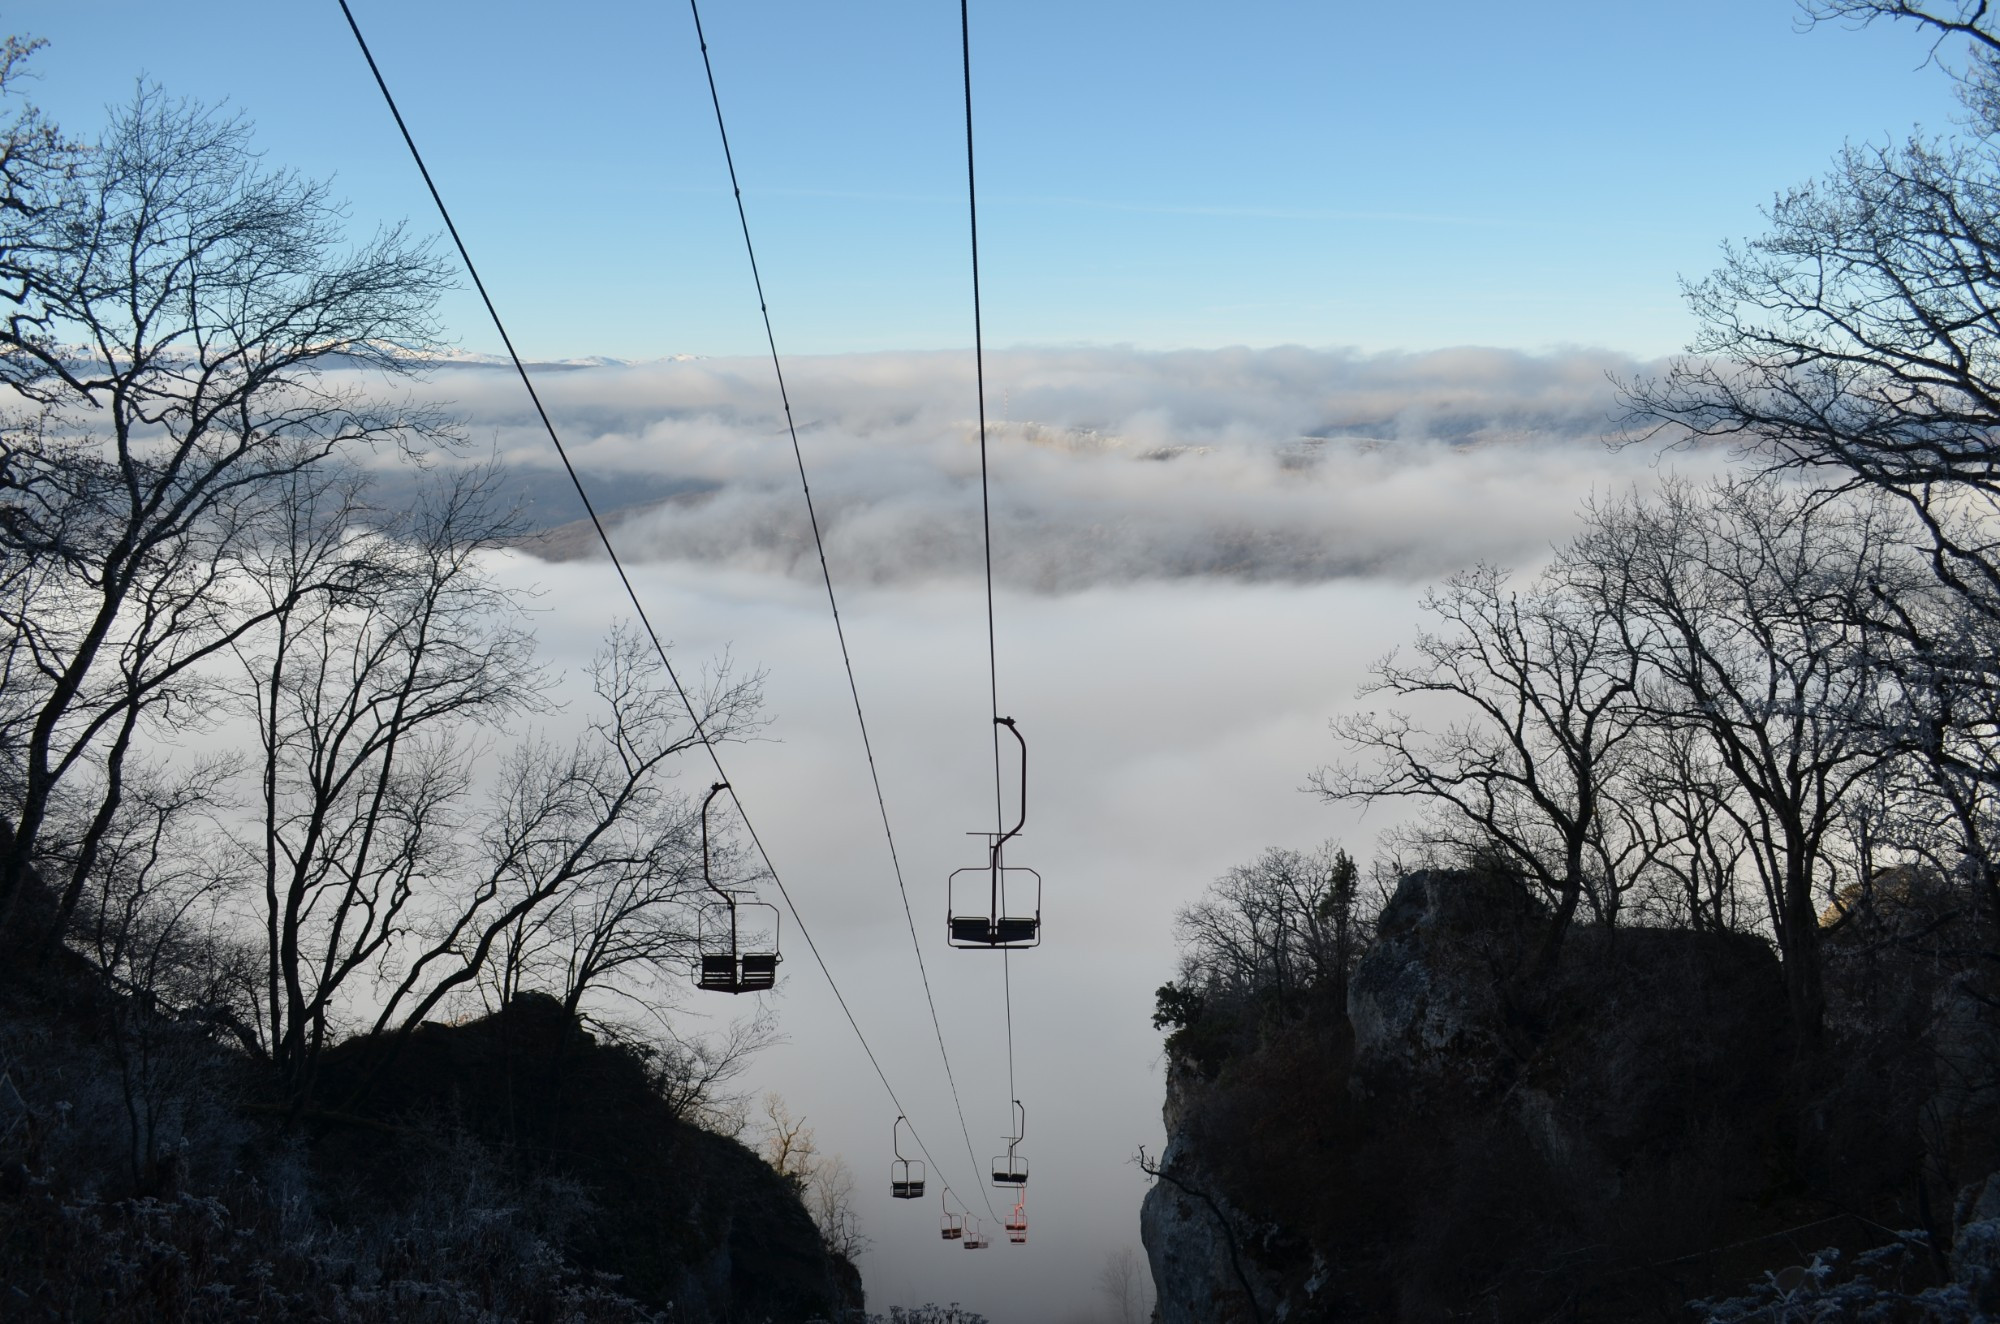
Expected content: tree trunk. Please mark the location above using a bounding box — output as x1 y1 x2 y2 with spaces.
1783 853 1826 1052
1533 837 1588 979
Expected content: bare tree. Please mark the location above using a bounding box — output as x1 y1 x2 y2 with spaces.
1097 1245 1154 1324
1165 840 1368 1022
357 628 757 1043
229 463 758 1108
1622 8 2000 621
810 1154 868 1260
755 1091 869 1258
1802 3 2000 124
66 756 255 1188
622 1009 777 1135
1556 480 1910 1043
226 464 535 1101
1315 562 1650 971
481 642 762 1024
1622 722 1755 932
0 35 80 339
1860 578 2000 922
0 84 451 944
1604 0 2000 1014
758 1091 820 1193
1618 0 2000 952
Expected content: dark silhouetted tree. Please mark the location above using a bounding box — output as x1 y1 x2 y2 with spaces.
1316 562 1650 971
0 84 451 947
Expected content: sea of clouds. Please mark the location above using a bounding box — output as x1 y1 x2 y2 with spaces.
376 344 1703 590
351 344 1718 1322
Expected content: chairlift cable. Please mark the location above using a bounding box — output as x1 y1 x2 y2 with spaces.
335 0 979 1226
961 0 1027 1158
961 0 1005 838
683 0 1000 1227
1004 948 1016 1107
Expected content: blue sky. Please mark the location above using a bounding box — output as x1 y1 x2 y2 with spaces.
12 2 1970 359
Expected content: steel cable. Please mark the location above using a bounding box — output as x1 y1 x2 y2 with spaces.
682 0 1000 1226
959 0 1024 1153
336 0 981 1226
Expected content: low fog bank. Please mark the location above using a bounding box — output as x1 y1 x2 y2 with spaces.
495 562 1423 1322
374 345 1702 589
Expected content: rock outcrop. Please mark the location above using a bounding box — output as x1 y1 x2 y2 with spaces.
1142 869 2000 1323
315 992 861 1322
1954 1171 2000 1315
0 968 859 1323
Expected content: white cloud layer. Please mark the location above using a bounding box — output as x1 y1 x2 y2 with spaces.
385 345 1698 590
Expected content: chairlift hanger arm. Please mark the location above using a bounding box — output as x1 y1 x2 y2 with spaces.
700 781 733 904
994 717 1025 851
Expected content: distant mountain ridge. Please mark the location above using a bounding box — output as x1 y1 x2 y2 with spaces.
321 341 705 371
35 339 702 373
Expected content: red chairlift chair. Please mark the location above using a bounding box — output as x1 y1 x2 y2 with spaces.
1005 1196 1027 1244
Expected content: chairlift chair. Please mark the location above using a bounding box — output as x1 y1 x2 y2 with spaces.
890 1115 926 1199
690 783 782 994
947 718 1042 949
963 1218 991 1250
1005 1196 1027 1244
939 1202 964 1241
991 1099 1029 1187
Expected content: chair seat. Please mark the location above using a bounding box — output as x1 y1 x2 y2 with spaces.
699 952 778 994
950 916 1039 946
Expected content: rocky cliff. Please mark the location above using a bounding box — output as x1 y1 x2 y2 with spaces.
1142 869 2000 1322
315 992 862 1321
0 964 859 1323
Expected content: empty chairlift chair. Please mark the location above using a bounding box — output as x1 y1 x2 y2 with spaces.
963 1218 991 1250
890 1116 926 1199
690 783 782 995
991 1099 1030 1187
1005 1196 1027 1244
940 1200 965 1242
948 718 1042 950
